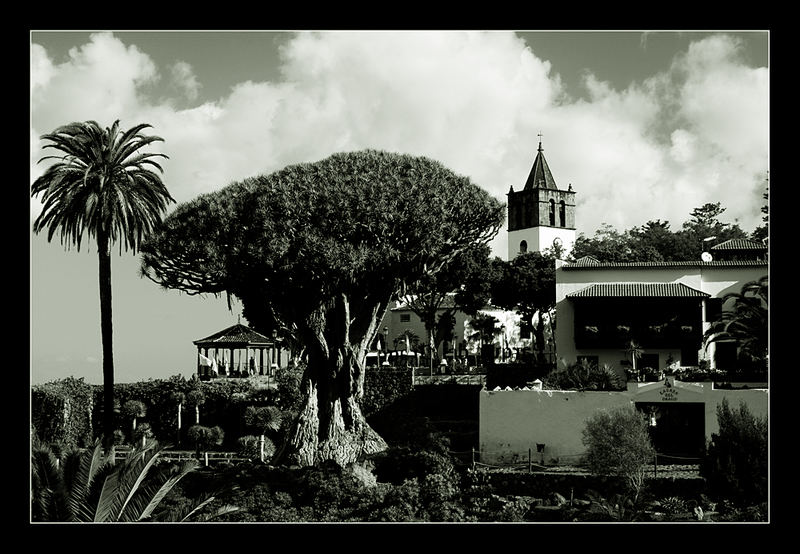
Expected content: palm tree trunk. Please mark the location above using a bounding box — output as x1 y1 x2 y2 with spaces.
98 230 115 451
176 403 182 446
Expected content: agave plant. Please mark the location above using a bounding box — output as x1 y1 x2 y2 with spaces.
31 438 237 522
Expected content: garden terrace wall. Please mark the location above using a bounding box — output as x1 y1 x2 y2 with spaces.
478 471 705 500
479 378 767 466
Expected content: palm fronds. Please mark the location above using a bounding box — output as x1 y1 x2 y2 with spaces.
704 276 768 364
31 439 235 522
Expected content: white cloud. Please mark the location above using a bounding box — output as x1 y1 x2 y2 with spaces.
31 32 158 136
170 61 201 101
30 31 768 256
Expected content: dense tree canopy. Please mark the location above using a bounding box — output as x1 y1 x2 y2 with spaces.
401 243 496 365
141 150 504 465
490 250 557 363
571 203 750 263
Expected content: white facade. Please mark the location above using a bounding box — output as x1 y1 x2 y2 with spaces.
377 300 526 365
508 225 575 260
554 261 768 374
479 378 768 465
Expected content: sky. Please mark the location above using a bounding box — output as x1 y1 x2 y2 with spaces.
30 30 769 385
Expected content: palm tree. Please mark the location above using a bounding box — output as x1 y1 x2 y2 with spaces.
704 276 768 372
170 391 186 447
624 340 644 379
31 438 237 522
31 120 175 449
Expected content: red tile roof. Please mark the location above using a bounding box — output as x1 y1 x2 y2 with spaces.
562 260 767 270
710 238 767 251
567 282 709 298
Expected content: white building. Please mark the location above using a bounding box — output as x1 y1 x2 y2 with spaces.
554 257 768 378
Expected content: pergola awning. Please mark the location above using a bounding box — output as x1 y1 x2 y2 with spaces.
567 283 709 298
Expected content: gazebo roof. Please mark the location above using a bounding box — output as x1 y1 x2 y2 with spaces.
193 323 273 347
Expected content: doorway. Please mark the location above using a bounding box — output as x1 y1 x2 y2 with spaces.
635 401 706 462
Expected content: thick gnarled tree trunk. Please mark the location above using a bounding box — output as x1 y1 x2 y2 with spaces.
275 294 389 467
278 358 387 466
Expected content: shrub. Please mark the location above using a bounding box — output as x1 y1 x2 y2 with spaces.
274 364 304 412
582 405 656 501
701 398 768 505
543 360 625 391
132 422 154 445
187 425 225 454
243 406 283 436
362 366 414 418
237 434 276 461
31 377 94 451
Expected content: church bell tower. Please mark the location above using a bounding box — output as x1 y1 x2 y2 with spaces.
507 136 576 260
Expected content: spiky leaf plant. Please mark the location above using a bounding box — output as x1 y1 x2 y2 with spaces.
31 438 236 522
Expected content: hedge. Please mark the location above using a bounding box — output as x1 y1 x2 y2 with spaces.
31 377 94 452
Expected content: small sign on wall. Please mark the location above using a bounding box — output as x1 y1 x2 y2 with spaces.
658 377 679 401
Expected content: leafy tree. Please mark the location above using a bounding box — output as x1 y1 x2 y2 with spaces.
140 150 504 466
132 422 154 446
751 184 769 245
31 120 175 449
674 202 748 260
121 399 147 443
490 250 556 363
582 405 656 502
186 389 206 426
572 223 638 262
467 312 500 365
187 425 225 457
31 438 236 522
571 204 750 263
170 391 186 446
401 244 494 371
244 405 283 441
701 399 768 504
704 276 768 373
627 219 675 261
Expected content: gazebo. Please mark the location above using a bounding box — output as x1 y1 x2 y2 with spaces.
193 322 282 380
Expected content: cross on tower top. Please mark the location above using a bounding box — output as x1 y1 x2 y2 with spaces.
537 132 543 151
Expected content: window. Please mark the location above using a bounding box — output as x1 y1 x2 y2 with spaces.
400 314 411 323
640 353 659 371
559 200 566 227
714 341 737 370
520 240 528 253
706 298 723 322
549 199 555 226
